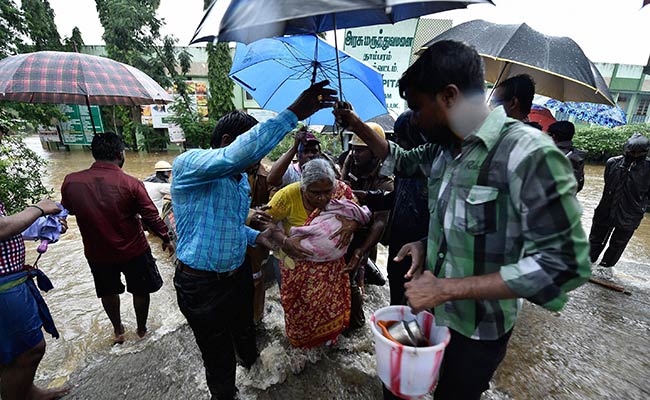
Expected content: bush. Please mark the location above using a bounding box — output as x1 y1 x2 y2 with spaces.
573 123 650 163
0 135 52 215
140 124 170 151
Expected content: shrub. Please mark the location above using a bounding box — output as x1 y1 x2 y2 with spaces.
0 135 52 215
573 123 650 163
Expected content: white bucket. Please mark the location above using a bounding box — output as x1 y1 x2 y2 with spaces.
370 306 450 399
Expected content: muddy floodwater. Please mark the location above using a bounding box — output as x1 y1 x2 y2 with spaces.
21 136 650 399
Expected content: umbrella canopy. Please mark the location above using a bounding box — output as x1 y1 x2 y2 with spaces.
0 51 172 106
230 34 386 125
191 0 493 45
544 98 627 128
529 105 557 131
418 20 614 105
22 206 69 244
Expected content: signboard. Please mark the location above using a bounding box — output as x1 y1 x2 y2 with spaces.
167 124 186 143
60 104 104 145
141 80 210 134
142 104 173 128
38 127 60 143
344 20 419 115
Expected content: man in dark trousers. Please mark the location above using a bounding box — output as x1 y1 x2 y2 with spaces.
61 132 173 344
335 40 590 400
548 121 586 193
171 81 336 400
589 132 650 269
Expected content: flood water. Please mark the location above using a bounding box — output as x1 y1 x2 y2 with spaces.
22 136 650 399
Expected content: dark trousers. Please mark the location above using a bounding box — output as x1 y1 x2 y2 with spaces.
589 222 635 267
174 259 258 400
387 243 411 305
383 328 512 400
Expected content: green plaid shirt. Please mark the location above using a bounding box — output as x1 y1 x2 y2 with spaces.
385 107 590 340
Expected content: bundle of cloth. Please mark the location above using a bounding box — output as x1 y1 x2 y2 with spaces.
289 199 371 262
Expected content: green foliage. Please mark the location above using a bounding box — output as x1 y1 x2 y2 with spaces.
19 0 63 52
0 0 26 58
266 126 343 161
206 42 235 121
169 95 215 149
0 101 63 130
574 124 650 163
0 1 66 133
64 27 84 52
0 135 51 215
95 0 169 87
140 124 169 151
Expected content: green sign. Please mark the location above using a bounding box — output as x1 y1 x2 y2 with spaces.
60 104 104 145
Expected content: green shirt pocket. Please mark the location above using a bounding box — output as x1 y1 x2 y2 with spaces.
465 185 499 235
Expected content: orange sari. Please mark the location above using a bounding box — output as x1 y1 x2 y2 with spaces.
279 181 354 348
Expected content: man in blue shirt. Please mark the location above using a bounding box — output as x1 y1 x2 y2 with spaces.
171 81 336 400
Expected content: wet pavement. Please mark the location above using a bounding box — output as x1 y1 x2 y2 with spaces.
21 138 650 399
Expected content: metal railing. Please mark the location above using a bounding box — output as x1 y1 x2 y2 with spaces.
629 115 649 124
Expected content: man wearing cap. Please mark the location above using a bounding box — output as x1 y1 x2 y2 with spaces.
144 160 172 214
341 122 393 331
267 127 322 188
548 121 586 193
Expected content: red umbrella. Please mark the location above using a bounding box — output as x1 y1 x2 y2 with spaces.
529 107 556 131
0 51 172 132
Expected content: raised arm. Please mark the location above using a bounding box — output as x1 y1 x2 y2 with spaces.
173 81 337 189
333 105 389 159
0 200 61 241
267 128 306 187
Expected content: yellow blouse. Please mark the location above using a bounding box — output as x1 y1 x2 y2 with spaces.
267 182 307 234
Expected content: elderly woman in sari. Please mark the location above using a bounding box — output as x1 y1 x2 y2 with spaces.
265 159 371 348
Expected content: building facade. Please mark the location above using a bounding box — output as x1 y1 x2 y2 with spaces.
595 61 650 125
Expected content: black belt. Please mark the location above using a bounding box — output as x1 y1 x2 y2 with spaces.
177 261 239 280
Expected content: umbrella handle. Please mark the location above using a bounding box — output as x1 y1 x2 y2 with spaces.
37 239 50 254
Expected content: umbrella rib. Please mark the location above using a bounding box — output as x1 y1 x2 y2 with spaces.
262 73 299 109
483 54 614 105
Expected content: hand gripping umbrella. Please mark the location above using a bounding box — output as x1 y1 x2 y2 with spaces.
0 51 173 133
418 20 615 106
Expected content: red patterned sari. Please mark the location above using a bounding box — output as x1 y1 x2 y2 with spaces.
279 181 354 348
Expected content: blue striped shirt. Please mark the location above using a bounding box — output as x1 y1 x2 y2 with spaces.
171 110 298 272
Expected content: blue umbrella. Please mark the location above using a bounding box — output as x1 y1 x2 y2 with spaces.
230 34 386 125
544 99 627 128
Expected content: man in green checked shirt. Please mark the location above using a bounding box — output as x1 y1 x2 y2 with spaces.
334 40 591 400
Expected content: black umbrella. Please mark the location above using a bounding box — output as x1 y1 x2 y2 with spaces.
418 19 614 105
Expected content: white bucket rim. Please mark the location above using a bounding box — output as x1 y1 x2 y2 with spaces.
369 305 451 353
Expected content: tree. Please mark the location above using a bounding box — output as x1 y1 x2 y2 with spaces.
0 0 25 58
64 27 84 52
19 0 63 52
95 0 168 86
95 0 177 149
0 134 51 215
0 1 62 133
203 0 234 121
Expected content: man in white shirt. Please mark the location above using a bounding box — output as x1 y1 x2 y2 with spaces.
143 160 172 214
